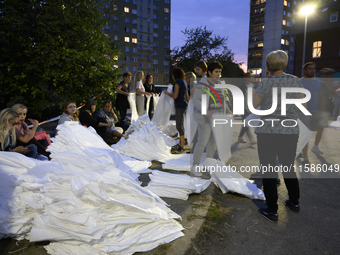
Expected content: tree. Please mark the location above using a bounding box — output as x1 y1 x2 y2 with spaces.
171 26 244 77
0 0 122 119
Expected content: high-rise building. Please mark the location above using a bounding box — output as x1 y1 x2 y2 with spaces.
247 0 299 78
104 0 171 84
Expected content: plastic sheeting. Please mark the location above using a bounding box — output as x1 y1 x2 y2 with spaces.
125 114 150 135
159 153 206 172
145 170 211 200
0 122 185 255
153 94 160 111
127 93 138 122
207 159 266 200
112 121 177 161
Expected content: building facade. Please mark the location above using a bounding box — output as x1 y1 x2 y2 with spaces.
104 0 171 84
247 0 299 78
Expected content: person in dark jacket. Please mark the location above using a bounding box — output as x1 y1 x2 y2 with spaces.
144 74 157 118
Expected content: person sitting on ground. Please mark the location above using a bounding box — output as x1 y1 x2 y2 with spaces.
96 100 124 136
12 103 50 158
0 108 37 158
79 101 127 140
58 101 79 125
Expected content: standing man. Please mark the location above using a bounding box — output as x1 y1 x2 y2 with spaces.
300 62 323 167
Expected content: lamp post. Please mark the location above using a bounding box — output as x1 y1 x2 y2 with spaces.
300 5 315 76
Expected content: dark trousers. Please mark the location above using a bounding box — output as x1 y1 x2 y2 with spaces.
257 133 300 213
175 108 186 136
116 102 127 126
17 137 50 157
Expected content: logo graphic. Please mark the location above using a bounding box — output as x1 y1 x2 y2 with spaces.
197 83 223 107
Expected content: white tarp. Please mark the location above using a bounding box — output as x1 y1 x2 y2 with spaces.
159 153 206 172
145 170 211 200
145 95 151 116
127 93 138 122
125 113 150 135
153 94 160 111
0 122 185 255
206 159 266 200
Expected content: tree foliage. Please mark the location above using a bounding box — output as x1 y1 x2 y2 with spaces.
0 0 122 120
171 26 244 78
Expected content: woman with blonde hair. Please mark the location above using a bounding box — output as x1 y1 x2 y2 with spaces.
250 50 306 222
135 71 151 116
0 108 37 158
12 103 50 158
58 101 79 124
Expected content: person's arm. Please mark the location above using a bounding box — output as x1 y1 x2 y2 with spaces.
164 83 180 99
116 85 129 96
111 110 118 122
185 90 189 101
17 120 39 143
11 146 30 154
299 93 307 109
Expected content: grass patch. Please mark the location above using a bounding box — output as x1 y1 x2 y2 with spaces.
155 243 171 255
207 201 224 223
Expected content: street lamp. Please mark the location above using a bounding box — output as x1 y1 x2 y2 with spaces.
300 5 315 76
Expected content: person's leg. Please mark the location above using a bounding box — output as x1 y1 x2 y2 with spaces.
314 125 324 146
193 121 212 166
277 134 300 205
257 133 279 213
28 137 50 157
25 144 37 159
175 108 186 149
148 99 154 119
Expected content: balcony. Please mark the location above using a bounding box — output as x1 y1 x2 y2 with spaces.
248 55 263 61
250 29 264 34
249 36 263 43
251 1 266 8
248 46 263 52
250 19 265 26
250 10 265 17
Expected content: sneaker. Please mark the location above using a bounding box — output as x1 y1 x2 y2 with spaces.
285 200 300 213
311 145 323 154
190 165 202 177
171 144 180 151
174 146 185 154
259 208 278 222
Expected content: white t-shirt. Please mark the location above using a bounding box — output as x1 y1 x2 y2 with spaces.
136 81 145 95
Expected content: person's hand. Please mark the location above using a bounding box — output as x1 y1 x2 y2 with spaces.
164 90 169 95
29 118 39 128
13 146 29 154
26 129 33 137
107 122 113 128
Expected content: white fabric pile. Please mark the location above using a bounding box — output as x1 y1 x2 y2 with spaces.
127 93 138 122
206 159 266 200
0 122 185 254
145 170 211 200
112 121 177 161
328 116 340 129
125 113 150 135
159 153 206 172
152 86 175 131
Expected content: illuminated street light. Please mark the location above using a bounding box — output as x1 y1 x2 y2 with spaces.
300 5 315 76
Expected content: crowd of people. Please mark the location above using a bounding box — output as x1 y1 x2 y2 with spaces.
1 50 339 223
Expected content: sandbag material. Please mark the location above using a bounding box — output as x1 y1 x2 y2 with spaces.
207 158 266 200
145 170 211 200
127 93 138 122
184 100 197 145
0 122 185 254
153 94 160 111
112 121 176 161
152 85 174 130
125 113 150 135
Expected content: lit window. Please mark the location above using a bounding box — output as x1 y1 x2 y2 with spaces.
281 39 285 45
132 38 137 43
284 0 287 6
164 8 169 13
313 41 322 58
258 43 263 47
113 5 118 11
330 12 338 22
113 65 118 69
125 37 130 42
283 20 286 25
124 7 129 13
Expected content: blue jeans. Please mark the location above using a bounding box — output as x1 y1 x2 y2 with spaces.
25 144 37 159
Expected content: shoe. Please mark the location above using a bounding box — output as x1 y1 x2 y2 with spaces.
311 145 323 154
238 138 246 143
174 146 185 154
190 165 202 177
301 159 310 168
285 200 300 213
297 152 304 158
259 208 278 222
171 144 180 151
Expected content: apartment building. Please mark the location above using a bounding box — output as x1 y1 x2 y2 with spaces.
103 0 171 84
247 0 299 78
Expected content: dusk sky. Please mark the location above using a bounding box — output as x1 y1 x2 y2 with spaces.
170 0 250 72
